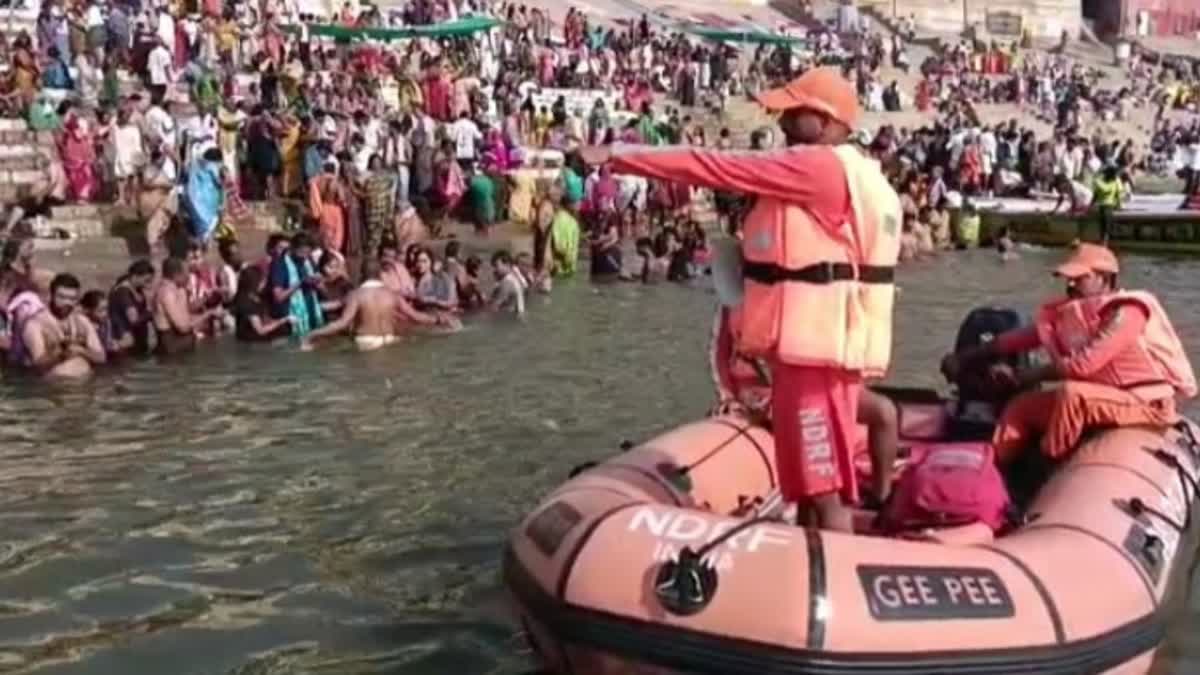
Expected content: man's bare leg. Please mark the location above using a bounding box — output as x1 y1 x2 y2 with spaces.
858 389 899 504
807 493 854 533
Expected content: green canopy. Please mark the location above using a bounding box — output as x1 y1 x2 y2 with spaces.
685 25 806 46
286 16 501 41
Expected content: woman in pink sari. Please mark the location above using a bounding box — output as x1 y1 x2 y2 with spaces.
586 165 619 220
438 155 466 213
481 128 512 171
624 78 651 113
538 47 556 87
58 107 98 203
263 21 284 67
422 64 452 122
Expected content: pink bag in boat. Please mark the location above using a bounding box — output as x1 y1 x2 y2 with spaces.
881 442 1011 533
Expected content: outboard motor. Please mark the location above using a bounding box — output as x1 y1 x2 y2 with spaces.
949 306 1030 440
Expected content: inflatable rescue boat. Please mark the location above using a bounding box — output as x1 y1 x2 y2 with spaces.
504 391 1200 674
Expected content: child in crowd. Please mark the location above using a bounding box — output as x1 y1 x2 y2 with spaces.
624 236 668 283
995 226 1019 261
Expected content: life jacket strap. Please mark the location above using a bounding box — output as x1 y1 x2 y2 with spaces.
743 261 895 285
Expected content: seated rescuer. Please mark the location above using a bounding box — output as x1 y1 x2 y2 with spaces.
582 67 903 532
941 243 1196 464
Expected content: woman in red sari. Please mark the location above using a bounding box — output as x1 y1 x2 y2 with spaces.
58 105 98 203
915 78 932 112
958 137 983 195
422 62 452 122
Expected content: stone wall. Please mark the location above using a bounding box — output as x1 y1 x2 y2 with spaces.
873 0 1082 39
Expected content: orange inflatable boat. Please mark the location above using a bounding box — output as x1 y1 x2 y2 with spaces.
504 391 1200 674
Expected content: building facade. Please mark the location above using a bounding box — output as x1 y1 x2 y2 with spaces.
1085 0 1200 38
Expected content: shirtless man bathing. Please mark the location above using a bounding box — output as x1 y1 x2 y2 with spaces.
301 259 461 351
9 273 106 379
154 256 225 355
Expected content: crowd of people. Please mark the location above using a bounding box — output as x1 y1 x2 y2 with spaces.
0 0 1195 379
829 34 1200 255
0 0 771 379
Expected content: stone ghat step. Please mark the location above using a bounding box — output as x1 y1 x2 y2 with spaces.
1 167 47 186
38 230 277 286
0 182 36 202
51 202 285 222
0 129 55 148
34 236 128 256
37 209 281 239
51 204 106 220
0 19 36 38
0 141 47 158
43 218 107 239
0 118 28 132
33 216 280 252
0 154 47 172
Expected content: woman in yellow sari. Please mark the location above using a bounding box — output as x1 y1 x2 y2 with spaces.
509 170 536 225
11 33 38 109
396 75 423 114
308 163 346 254
278 115 303 198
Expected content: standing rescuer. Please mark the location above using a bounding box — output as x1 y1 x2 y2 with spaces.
581 67 903 532
942 243 1197 464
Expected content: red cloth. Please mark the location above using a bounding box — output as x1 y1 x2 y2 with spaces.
422 75 451 122
770 364 862 503
994 325 1040 354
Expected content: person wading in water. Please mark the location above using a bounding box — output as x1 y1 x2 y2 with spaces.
581 67 903 532
301 259 459 351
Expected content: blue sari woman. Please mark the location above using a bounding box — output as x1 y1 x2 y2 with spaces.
184 152 225 242
268 246 325 340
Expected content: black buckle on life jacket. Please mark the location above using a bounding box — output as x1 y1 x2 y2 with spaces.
743 261 895 285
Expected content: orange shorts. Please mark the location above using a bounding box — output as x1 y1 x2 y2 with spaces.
771 363 862 504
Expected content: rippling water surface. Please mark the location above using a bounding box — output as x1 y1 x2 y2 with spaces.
0 247 1198 674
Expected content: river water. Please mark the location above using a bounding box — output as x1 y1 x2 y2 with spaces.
0 246 1197 674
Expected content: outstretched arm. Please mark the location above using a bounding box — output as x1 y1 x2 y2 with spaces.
395 294 438 325
604 144 844 203
305 294 360 343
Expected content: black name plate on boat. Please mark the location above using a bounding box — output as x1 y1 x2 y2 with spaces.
858 565 1015 621
525 501 583 557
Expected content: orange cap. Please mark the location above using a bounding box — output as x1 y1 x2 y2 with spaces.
1054 243 1120 278
754 67 860 130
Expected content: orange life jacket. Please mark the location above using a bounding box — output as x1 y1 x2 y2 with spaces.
710 306 770 411
736 145 901 377
1034 290 1198 402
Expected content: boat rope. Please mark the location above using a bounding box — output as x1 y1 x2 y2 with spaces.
1123 444 1200 535
1144 445 1200 532
566 441 636 478
567 461 598 478
676 421 757 478
1127 496 1186 535
1174 420 1200 458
